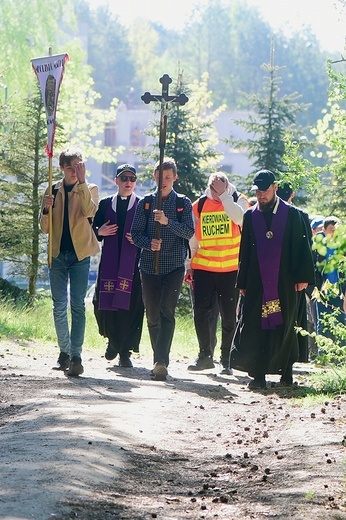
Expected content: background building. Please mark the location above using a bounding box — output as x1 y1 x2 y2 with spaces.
87 105 252 198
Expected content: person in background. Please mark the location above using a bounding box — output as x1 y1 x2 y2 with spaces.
131 157 194 381
185 172 246 374
40 148 99 376
92 164 144 368
306 215 324 357
310 216 324 236
231 170 315 389
314 216 346 341
276 183 313 363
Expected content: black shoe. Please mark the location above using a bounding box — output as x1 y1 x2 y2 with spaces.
105 344 118 361
188 355 214 371
67 356 84 377
53 352 70 371
119 356 133 368
248 376 266 389
280 375 294 386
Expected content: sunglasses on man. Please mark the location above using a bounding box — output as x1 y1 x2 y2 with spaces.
120 175 137 183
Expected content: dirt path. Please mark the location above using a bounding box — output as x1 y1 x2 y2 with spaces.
0 338 345 519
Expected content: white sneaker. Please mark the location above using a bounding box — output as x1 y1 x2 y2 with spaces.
220 367 233 376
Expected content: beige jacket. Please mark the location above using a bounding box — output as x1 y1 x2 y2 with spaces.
40 179 100 261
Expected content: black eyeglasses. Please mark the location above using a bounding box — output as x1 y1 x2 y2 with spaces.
120 176 136 182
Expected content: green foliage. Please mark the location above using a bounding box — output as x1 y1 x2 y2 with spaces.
0 90 56 302
280 135 321 195
56 40 121 164
310 366 346 394
0 292 199 358
228 42 309 178
0 0 74 97
0 293 55 340
177 0 329 121
310 60 346 217
0 278 29 306
81 2 139 109
312 224 346 275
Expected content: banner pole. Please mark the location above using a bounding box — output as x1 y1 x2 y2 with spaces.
47 47 53 268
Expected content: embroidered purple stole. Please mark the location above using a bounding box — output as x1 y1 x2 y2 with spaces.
251 199 289 329
98 197 138 311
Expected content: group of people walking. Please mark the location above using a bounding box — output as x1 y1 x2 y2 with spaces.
41 147 337 389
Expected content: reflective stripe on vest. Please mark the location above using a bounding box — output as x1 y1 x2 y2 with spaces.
191 197 241 272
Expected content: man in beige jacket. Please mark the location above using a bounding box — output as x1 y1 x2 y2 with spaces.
40 148 99 376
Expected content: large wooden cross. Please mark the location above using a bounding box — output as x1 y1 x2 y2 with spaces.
141 74 188 273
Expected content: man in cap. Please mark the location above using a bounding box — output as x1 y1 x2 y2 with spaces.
92 164 144 367
231 170 315 389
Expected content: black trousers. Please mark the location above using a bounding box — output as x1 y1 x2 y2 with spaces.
141 267 184 367
193 269 238 362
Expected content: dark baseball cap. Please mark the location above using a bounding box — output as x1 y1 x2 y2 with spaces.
251 170 276 191
116 163 137 177
277 183 293 201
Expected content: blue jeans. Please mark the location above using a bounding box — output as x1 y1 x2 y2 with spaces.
49 251 90 358
141 267 184 367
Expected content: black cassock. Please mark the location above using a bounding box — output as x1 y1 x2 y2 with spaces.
231 202 315 377
93 196 144 356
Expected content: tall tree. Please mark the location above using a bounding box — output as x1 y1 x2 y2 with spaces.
82 2 138 108
0 0 71 96
227 41 309 178
311 58 346 218
0 91 59 304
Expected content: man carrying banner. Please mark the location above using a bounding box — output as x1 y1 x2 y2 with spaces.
40 148 99 376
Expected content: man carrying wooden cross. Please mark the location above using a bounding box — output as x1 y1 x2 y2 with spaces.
131 157 194 381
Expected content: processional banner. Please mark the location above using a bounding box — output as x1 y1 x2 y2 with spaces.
31 53 69 157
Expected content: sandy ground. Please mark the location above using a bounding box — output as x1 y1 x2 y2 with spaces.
0 338 346 520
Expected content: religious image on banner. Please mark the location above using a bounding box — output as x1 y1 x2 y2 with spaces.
31 53 69 157
45 75 56 117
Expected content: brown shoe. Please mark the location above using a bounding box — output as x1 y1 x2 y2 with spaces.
151 362 168 381
67 356 84 377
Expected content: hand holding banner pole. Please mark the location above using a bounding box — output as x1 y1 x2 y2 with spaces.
141 74 188 274
31 47 69 267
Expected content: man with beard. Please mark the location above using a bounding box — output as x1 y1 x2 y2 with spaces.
231 170 315 389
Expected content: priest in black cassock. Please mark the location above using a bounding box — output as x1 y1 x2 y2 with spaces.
92 164 144 367
231 170 315 389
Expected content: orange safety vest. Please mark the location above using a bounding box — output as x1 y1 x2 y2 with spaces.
190 197 241 272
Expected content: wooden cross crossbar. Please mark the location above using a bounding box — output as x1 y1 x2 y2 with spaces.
141 74 188 106
141 74 189 273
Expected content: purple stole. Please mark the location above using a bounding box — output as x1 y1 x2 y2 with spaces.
98 195 138 311
251 199 289 329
